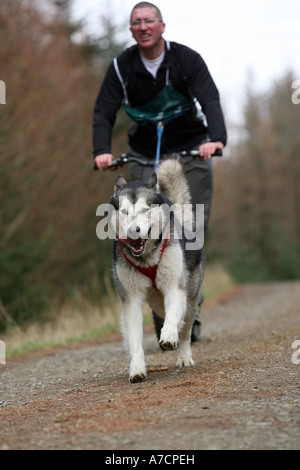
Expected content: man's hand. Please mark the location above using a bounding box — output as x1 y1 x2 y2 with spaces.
198 141 224 160
94 153 114 170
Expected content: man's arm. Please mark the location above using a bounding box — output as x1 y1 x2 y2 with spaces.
182 46 227 149
93 61 124 169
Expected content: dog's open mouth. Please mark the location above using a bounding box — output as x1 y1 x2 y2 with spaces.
119 237 146 256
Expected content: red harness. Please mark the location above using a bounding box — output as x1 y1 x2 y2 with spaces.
118 235 169 290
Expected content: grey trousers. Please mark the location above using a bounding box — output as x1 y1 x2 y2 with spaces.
128 149 214 233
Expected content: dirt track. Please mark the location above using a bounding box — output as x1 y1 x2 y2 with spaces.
1 281 300 450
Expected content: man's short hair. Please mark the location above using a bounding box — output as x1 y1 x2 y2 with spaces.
131 2 163 22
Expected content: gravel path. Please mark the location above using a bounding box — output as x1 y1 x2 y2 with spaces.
1 281 300 450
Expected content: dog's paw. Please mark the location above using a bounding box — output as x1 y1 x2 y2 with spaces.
159 330 178 350
176 355 195 368
159 340 177 350
130 372 146 383
129 363 147 383
159 327 178 350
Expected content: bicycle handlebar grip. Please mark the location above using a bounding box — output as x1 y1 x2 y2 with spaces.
109 159 119 167
94 154 126 170
212 148 223 157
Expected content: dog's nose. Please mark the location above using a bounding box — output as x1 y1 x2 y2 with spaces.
128 225 140 239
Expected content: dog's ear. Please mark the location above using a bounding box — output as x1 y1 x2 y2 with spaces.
148 172 158 190
114 175 127 192
109 195 119 210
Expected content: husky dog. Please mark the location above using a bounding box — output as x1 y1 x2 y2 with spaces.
108 157 203 383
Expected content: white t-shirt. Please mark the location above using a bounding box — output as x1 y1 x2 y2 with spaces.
140 51 165 79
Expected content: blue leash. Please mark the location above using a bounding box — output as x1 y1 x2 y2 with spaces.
154 121 164 171
154 111 187 172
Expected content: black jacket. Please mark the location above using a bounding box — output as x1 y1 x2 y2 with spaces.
93 41 227 157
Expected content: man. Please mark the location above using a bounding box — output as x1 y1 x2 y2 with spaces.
93 2 227 340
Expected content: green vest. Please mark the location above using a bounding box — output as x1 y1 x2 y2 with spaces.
113 42 194 126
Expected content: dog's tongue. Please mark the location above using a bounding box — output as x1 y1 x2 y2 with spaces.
118 237 142 246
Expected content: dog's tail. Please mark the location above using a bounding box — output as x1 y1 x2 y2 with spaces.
157 156 193 227
157 156 191 205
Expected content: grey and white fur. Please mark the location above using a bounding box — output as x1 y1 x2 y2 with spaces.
109 157 203 383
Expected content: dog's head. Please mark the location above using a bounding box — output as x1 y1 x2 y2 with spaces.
109 173 168 257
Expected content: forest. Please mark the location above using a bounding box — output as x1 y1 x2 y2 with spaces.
1 0 299 332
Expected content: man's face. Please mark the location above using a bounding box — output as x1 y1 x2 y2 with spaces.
130 7 165 50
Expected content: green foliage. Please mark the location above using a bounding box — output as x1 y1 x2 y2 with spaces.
209 71 300 282
0 241 49 328
0 162 49 329
0 0 129 331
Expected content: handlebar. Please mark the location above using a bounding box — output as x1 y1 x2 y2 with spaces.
93 148 222 170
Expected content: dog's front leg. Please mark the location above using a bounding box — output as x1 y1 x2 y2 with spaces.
159 288 186 350
177 298 197 368
121 300 146 383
